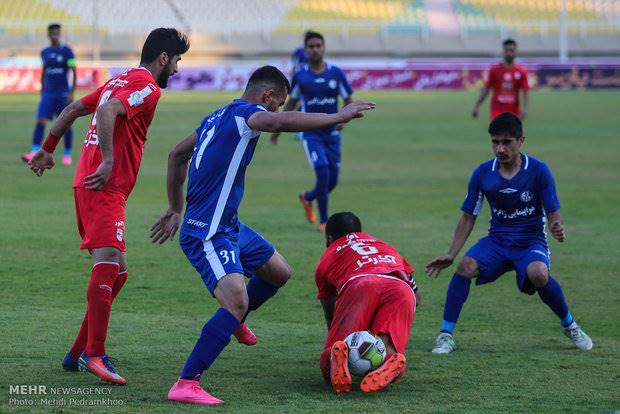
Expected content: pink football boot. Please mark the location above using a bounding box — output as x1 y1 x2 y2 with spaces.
168 379 223 405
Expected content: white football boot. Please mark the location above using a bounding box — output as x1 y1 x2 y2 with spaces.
563 321 593 350
432 333 456 354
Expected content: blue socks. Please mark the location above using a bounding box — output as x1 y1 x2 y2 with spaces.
440 274 471 334
180 308 239 380
64 127 73 155
246 275 279 313
537 276 573 327
32 122 45 152
306 165 330 224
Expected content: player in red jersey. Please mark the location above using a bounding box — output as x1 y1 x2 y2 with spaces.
472 39 530 120
27 28 189 385
315 212 419 394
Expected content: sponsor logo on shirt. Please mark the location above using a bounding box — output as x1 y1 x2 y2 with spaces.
492 205 536 219
306 97 336 106
108 78 129 87
499 188 518 194
45 68 65 75
127 85 154 107
187 219 208 228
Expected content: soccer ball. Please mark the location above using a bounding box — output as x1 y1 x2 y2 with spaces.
344 331 386 376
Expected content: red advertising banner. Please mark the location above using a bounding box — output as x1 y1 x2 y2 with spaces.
0 67 103 93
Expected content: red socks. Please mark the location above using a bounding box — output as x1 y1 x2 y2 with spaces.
69 263 125 357
69 270 128 358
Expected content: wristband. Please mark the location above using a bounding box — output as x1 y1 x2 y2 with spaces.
42 132 61 153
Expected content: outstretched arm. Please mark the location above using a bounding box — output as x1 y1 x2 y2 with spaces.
320 295 336 329
251 100 375 133
150 132 197 244
28 99 93 176
269 96 299 144
426 212 477 277
472 87 490 118
82 98 126 190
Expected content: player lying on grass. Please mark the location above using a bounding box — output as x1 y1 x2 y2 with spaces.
28 28 189 385
150 65 375 405
426 112 593 354
315 212 419 394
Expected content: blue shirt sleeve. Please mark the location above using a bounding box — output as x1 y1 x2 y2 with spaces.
538 163 561 213
290 72 301 100
238 103 266 124
336 67 353 99
460 166 484 215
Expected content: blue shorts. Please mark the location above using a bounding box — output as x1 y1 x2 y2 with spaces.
180 223 275 295
465 236 551 295
301 132 341 169
37 93 70 120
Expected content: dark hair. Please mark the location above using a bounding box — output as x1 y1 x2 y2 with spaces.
488 112 523 138
140 28 190 64
246 65 290 94
48 23 61 31
503 38 517 47
326 212 362 241
304 31 324 46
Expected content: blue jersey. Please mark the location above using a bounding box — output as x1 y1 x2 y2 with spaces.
461 153 560 245
41 45 75 95
290 63 353 139
182 99 266 241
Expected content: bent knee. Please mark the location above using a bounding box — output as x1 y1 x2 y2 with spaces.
456 257 479 278
527 263 549 287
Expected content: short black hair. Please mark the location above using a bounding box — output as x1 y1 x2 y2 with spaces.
140 28 190 64
503 38 517 47
488 112 523 138
326 212 362 241
245 65 290 94
304 31 324 46
48 23 61 31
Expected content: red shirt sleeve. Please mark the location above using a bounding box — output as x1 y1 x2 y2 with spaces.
80 86 104 112
114 79 160 120
483 66 495 89
315 258 337 300
520 67 531 90
403 257 414 275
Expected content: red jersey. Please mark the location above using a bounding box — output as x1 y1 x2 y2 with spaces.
314 232 414 299
484 62 530 118
74 67 161 197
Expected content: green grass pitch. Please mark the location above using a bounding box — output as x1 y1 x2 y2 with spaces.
0 90 619 413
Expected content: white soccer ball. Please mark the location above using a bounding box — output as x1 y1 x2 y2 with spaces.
344 331 386 376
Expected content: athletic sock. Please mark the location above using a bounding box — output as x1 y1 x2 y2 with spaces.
69 271 128 358
180 308 239 380
312 165 330 223
84 263 119 356
537 276 573 327
32 123 45 151
244 275 279 319
440 273 471 334
63 128 73 155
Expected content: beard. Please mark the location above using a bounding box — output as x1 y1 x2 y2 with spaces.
504 55 515 64
156 66 172 88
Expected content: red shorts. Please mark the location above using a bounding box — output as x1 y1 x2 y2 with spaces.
74 187 127 252
319 275 416 379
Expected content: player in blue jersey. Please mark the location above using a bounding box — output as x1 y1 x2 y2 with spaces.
149 65 374 405
270 31 353 232
426 112 592 354
22 23 76 166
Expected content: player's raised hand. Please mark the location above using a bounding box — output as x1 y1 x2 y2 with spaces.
338 101 376 123
150 209 181 244
549 220 566 242
425 255 455 278
269 133 280 145
83 161 113 190
28 150 55 176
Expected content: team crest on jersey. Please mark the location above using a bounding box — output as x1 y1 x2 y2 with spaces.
56 55 63 62
514 72 522 80
116 228 124 242
520 191 533 202
328 79 337 89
